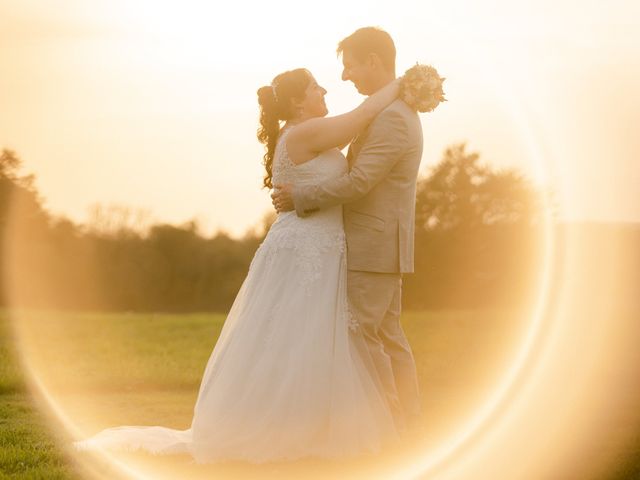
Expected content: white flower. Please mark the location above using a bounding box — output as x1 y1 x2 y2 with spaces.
400 63 447 113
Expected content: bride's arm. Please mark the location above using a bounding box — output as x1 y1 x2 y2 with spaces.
287 79 400 160
290 107 409 216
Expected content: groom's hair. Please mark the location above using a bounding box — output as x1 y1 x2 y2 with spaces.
337 27 396 74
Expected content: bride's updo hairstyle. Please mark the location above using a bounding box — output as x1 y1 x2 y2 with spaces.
257 68 311 189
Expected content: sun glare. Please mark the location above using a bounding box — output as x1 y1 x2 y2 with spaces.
2 1 639 478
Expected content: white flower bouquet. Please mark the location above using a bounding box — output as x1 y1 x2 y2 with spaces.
400 63 446 113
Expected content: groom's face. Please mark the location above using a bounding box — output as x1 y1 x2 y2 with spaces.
341 50 375 96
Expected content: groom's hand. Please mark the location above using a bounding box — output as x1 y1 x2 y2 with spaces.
271 184 294 213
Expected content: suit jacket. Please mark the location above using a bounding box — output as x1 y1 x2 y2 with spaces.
292 99 424 273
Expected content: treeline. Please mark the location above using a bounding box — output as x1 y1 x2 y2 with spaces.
0 144 546 312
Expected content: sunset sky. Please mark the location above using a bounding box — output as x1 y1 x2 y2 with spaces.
1 0 638 236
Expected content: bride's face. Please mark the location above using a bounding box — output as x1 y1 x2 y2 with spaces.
297 75 328 119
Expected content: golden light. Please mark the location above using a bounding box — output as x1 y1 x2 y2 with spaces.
2 0 639 479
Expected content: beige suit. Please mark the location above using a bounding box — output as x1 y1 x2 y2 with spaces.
292 99 423 428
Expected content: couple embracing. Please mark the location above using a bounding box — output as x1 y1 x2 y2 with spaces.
75 26 435 463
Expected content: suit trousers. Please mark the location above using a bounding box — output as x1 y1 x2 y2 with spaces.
347 270 421 431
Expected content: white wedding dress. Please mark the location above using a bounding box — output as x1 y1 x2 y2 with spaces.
73 127 398 463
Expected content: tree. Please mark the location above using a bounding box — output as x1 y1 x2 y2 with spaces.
405 143 546 309
415 143 543 232
1 149 60 307
85 203 154 238
0 149 46 227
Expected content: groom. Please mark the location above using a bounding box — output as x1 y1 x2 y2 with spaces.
272 26 423 431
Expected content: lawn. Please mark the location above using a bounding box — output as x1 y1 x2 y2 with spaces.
0 311 81 479
3 305 639 479
2 307 527 479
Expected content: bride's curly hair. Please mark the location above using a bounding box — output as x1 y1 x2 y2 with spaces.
257 68 311 189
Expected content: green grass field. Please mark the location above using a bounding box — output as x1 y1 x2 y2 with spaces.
0 311 81 479
1 307 527 479
2 305 639 479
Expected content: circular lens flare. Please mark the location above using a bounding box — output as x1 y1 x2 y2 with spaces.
5 28 624 480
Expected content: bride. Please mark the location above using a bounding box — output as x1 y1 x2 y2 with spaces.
74 68 402 463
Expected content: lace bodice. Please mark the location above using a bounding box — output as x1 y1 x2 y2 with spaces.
272 127 348 189
253 127 350 297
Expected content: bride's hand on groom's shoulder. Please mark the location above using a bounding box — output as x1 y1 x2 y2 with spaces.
271 184 294 213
